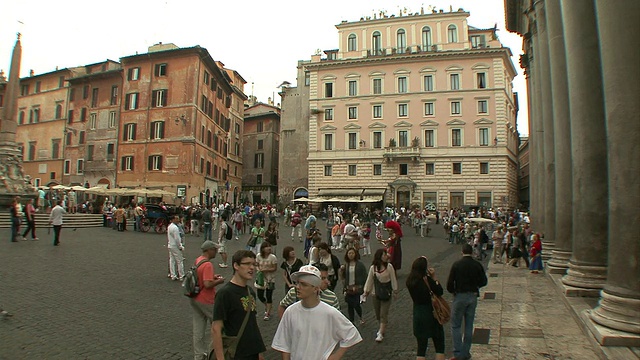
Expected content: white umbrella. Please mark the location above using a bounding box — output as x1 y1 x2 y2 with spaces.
53 184 71 190
85 186 108 195
71 185 87 191
292 197 309 202
467 217 495 223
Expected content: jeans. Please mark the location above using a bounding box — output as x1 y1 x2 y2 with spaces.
451 292 477 359
135 215 141 232
11 217 20 241
203 223 212 241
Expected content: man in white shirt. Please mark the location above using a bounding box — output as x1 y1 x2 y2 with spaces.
272 265 362 360
48 200 67 246
167 215 185 280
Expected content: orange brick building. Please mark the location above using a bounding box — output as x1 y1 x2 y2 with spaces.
116 43 239 204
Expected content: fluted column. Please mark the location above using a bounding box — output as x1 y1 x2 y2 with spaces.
560 0 608 292
589 0 640 335
545 0 572 273
534 1 556 256
530 17 545 236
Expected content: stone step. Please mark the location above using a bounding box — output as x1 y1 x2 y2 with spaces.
0 213 104 229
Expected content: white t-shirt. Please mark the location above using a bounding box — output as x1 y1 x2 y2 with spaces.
272 301 362 360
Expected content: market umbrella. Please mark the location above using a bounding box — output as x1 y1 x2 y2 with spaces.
292 197 309 202
71 185 87 191
467 217 495 223
85 186 108 195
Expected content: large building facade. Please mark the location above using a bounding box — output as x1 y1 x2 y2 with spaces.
302 8 519 209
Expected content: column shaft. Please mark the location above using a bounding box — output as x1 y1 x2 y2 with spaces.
530 19 545 235
590 0 640 334
534 2 556 255
560 0 608 291
545 0 572 272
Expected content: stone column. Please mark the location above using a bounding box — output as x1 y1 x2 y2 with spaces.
560 0 608 294
589 0 640 336
530 17 545 235
545 0 572 273
534 1 556 256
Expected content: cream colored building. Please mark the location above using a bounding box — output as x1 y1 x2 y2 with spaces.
304 8 519 209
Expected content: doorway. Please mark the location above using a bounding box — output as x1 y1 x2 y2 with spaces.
450 192 464 209
396 186 411 208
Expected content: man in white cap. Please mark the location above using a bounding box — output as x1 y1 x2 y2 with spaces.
272 265 362 360
191 240 224 360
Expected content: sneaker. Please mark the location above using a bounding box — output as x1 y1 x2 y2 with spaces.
33 238 39 241
1 310 13 318
21 237 27 241
170 277 178 281
359 319 366 325
375 332 383 342
263 313 270 321
218 263 228 268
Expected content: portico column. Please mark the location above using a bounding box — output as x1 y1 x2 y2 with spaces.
560 0 607 293
530 16 545 235
545 0 572 273
534 1 556 256
589 0 640 335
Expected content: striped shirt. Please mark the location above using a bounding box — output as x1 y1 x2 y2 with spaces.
279 287 340 310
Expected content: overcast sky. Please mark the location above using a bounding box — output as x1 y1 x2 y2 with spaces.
1 0 528 135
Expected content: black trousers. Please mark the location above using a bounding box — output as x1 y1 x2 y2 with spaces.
53 225 62 245
22 220 36 239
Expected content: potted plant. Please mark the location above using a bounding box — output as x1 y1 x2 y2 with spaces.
411 136 420 147
388 138 396 147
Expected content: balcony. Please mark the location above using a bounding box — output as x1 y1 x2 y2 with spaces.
383 146 421 162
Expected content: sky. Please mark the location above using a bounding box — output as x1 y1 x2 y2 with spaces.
1 0 528 135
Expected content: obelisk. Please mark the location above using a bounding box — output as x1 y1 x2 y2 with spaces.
0 33 36 206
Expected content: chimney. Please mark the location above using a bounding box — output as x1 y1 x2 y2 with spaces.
30 69 34 76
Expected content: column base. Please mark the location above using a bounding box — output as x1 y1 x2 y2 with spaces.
561 261 607 296
541 240 556 261
547 249 572 274
590 289 640 336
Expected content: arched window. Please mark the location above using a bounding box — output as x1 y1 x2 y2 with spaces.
372 31 382 55
397 29 406 53
447 25 458 43
347 34 357 51
422 26 432 49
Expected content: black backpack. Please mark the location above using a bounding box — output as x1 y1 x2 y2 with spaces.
182 259 209 297
224 222 233 240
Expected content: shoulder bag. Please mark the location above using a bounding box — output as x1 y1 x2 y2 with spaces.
373 272 392 301
210 287 252 360
424 276 451 325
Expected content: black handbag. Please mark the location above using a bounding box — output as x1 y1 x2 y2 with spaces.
374 276 392 301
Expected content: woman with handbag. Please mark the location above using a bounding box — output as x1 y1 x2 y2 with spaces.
364 248 398 343
340 247 367 324
406 256 446 360
247 220 265 254
255 242 277 321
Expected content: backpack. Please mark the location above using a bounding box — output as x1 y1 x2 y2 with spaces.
182 259 209 297
224 222 233 240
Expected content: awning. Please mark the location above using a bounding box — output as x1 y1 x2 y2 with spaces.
361 188 386 202
317 189 364 197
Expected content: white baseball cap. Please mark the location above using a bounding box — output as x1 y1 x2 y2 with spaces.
290 265 322 287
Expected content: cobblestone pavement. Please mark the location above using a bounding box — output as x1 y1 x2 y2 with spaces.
1 220 466 360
